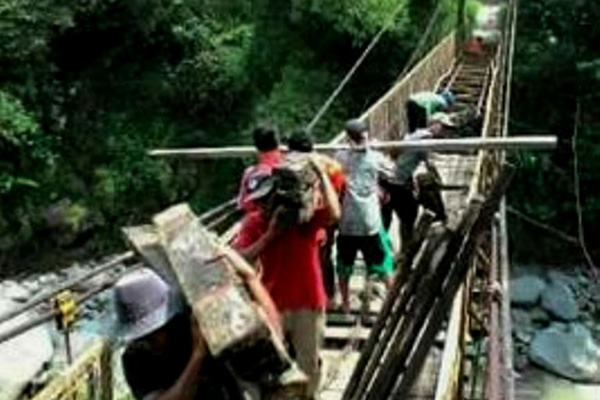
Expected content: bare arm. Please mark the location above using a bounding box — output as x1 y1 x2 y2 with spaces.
144 322 207 400
235 228 276 264
377 152 396 182
221 247 284 338
311 157 341 223
233 208 283 264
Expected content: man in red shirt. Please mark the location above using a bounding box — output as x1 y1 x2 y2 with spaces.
234 157 340 399
237 125 283 213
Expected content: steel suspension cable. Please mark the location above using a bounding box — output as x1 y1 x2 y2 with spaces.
306 0 444 133
396 2 444 79
572 99 598 273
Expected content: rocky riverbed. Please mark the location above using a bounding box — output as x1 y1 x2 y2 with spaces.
2 260 600 400
511 264 600 399
0 260 133 400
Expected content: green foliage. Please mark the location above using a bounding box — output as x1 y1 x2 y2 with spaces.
90 116 174 220
0 90 54 195
0 0 461 268
168 22 253 120
0 91 51 157
0 90 56 254
509 0 600 263
465 0 482 30
291 0 409 43
254 63 347 137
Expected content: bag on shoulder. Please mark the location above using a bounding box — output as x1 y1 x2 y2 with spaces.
272 154 319 227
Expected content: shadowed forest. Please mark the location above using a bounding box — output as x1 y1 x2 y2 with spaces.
0 0 598 273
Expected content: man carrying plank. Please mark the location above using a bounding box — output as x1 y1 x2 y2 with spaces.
406 89 456 132
286 129 345 304
334 119 396 314
116 268 251 400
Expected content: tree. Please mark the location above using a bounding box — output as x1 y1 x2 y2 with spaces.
508 0 600 263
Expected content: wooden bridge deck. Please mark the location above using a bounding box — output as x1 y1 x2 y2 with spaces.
318 152 480 400
318 48 491 399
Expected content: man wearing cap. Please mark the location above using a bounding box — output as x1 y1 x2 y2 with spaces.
406 89 455 132
334 119 395 315
383 112 453 255
237 125 283 213
115 268 246 400
234 158 340 399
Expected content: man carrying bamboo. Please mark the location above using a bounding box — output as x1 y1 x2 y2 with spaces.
334 119 395 314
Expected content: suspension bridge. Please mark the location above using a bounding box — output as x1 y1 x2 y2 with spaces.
0 1 560 400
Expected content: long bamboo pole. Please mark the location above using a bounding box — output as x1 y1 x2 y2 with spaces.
149 136 556 159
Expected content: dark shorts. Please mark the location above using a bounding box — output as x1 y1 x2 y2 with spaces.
406 100 428 133
336 234 389 278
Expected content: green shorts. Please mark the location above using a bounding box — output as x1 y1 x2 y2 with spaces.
336 228 395 279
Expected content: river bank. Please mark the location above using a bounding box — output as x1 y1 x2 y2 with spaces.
511 263 600 399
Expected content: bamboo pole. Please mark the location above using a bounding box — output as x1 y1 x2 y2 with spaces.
149 136 556 159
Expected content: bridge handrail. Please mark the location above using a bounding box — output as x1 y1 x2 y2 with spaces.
0 251 135 326
30 339 112 400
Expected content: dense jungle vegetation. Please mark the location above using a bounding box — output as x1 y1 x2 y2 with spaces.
0 0 598 273
508 0 600 264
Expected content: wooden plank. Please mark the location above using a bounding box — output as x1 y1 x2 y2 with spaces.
362 165 514 400
343 224 454 400
389 166 515 399
321 350 362 399
365 203 482 400
150 204 293 382
434 286 466 400
325 326 371 342
122 225 180 290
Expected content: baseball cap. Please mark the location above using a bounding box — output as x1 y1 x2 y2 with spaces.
428 112 456 127
439 89 456 106
345 119 368 142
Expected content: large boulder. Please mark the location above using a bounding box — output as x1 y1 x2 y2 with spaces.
511 309 536 344
0 299 54 400
530 323 600 383
510 275 546 306
541 278 579 321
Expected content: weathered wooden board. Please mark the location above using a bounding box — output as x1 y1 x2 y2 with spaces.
121 224 179 290
124 203 293 383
